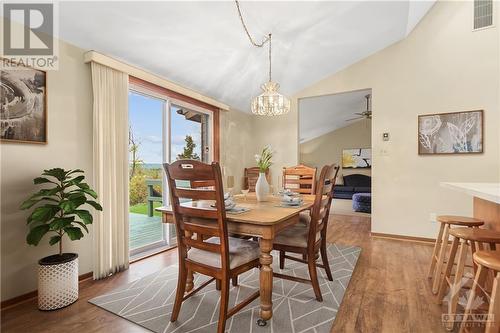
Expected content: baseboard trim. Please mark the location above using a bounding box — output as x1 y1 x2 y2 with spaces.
1 271 93 310
371 232 435 245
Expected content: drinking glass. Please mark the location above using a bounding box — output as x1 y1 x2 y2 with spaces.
225 175 235 195
241 188 250 200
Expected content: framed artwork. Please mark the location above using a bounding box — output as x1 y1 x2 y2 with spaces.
1 61 47 144
342 148 371 168
418 110 483 155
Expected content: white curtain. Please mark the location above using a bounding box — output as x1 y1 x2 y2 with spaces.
91 62 130 279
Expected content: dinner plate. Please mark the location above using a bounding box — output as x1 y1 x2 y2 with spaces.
280 201 303 207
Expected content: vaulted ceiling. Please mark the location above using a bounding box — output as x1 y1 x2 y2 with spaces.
57 1 435 112
299 89 372 143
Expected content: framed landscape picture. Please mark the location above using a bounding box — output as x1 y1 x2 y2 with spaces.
418 110 483 155
342 148 372 168
0 62 47 144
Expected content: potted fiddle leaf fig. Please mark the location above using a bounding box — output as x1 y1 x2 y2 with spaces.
21 168 102 310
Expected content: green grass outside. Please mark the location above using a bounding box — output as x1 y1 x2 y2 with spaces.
129 202 162 217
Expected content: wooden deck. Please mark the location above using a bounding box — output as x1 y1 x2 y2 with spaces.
129 213 163 249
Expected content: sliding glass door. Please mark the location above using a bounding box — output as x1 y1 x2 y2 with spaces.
128 89 214 258
128 91 168 258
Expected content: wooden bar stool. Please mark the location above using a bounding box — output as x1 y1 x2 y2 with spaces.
428 216 484 294
460 251 500 333
438 228 500 331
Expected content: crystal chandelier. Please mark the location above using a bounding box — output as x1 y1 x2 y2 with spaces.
236 1 290 116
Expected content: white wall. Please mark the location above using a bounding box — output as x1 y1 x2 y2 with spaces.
1 39 94 301
220 109 259 193
255 0 500 238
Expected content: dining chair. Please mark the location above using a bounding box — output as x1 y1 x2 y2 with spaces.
274 164 339 301
164 160 261 333
282 164 317 194
244 167 269 192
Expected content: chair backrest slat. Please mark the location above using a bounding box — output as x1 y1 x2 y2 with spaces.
183 221 220 237
308 164 340 246
168 161 215 181
295 188 315 194
164 160 229 269
178 206 218 219
244 167 269 192
184 238 221 253
283 164 317 195
318 206 328 221
174 187 217 201
190 180 215 188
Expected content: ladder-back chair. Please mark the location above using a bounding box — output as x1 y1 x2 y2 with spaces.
164 160 260 333
244 167 269 192
282 164 317 194
274 164 339 301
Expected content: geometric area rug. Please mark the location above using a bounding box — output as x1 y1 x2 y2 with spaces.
89 244 361 333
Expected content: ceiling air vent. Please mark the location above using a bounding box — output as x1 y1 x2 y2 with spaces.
473 0 494 30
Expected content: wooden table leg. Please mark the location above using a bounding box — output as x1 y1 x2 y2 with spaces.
259 237 274 323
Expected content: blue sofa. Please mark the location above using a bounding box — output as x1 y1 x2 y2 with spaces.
333 174 371 199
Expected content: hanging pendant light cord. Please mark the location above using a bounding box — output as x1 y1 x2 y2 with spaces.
268 33 272 82
235 0 272 82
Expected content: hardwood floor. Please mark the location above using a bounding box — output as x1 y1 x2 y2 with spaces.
1 214 446 333
327 214 445 332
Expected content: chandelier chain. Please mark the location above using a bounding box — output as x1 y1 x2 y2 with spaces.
235 0 272 82
268 33 272 82
235 0 290 116
235 0 269 47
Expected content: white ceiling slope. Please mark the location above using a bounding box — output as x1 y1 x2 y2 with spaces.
299 89 371 143
57 1 435 112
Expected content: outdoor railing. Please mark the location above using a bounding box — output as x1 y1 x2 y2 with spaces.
146 179 162 217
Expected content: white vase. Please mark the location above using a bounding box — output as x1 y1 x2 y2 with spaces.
255 172 270 202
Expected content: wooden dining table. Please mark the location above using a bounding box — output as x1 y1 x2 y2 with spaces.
156 193 314 324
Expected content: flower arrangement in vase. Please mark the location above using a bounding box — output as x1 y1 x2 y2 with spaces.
254 146 273 201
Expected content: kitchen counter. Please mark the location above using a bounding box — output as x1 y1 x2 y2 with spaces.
441 182 500 230
441 182 500 204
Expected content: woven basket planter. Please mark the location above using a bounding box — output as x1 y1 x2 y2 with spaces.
38 253 79 311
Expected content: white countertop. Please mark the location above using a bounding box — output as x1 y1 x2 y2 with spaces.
440 182 500 204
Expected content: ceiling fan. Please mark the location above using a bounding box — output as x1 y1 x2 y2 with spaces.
346 94 372 121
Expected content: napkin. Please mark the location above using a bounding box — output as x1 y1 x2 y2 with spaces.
212 193 235 210
224 198 235 209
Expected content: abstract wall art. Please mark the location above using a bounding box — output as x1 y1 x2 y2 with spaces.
1 62 47 144
342 148 372 168
418 110 483 155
